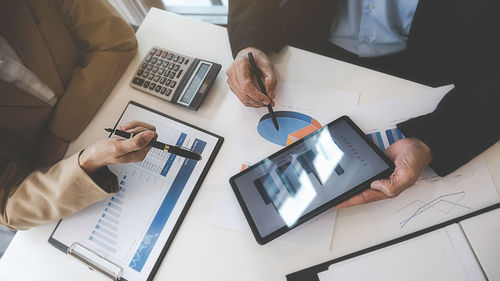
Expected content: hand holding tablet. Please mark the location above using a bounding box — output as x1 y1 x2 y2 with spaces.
230 116 395 244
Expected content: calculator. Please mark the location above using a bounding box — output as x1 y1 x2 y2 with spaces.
130 47 221 110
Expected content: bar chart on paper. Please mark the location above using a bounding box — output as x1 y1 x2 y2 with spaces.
88 174 129 254
84 122 209 273
257 111 322 146
366 128 404 151
49 102 222 281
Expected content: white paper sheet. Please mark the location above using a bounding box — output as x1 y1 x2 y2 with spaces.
347 84 455 135
460 208 500 281
318 224 486 281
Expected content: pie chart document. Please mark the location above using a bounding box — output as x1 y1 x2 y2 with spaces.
257 111 322 146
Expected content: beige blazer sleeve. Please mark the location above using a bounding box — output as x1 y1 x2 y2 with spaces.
0 153 118 230
49 0 138 141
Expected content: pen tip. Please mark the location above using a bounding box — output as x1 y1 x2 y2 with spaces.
273 121 279 131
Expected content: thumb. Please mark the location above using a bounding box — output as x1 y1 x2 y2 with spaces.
129 131 154 151
371 179 395 197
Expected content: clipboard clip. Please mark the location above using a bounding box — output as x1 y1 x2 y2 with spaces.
68 242 123 280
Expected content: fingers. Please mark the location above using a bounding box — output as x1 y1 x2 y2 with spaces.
371 171 417 197
115 146 152 164
227 47 277 108
235 61 272 107
119 121 156 132
259 62 277 100
371 178 399 197
113 131 154 156
333 188 389 209
121 126 158 140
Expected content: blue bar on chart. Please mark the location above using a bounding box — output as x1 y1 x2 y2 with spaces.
366 131 385 150
129 139 207 272
385 128 404 145
160 133 187 176
89 174 127 255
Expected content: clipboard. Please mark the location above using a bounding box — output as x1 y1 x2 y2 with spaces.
48 101 223 281
285 202 500 281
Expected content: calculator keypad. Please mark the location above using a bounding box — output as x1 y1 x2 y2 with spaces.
130 47 193 102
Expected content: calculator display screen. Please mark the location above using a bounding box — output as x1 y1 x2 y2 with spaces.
180 63 211 104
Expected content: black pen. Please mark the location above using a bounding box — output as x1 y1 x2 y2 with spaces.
105 128 202 161
247 52 279 131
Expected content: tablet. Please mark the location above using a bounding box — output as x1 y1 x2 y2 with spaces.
230 116 395 244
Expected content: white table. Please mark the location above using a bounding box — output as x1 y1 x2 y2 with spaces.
1 8 499 281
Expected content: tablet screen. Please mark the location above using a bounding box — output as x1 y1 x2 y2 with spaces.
231 117 392 242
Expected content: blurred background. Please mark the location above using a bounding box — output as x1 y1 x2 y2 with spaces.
108 0 229 28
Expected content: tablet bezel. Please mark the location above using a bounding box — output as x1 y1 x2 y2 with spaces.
229 115 395 245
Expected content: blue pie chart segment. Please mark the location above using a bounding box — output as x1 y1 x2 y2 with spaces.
257 111 321 146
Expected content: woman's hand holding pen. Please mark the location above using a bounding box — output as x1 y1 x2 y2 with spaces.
79 121 157 174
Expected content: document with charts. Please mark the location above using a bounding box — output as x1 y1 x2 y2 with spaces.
344 85 500 242
49 102 223 281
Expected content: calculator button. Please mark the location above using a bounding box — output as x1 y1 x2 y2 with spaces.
150 48 156 55
161 51 167 58
178 57 184 64
173 55 179 62
152 66 158 73
155 85 162 92
146 64 153 71
169 72 175 79
165 79 171 86
160 87 166 95
151 57 157 64
167 53 173 60
168 64 174 70
147 73 154 80
143 81 150 88
166 89 172 96
145 55 152 62
164 70 171 77
142 71 149 78
162 61 169 68
153 75 160 82
176 69 183 78
160 77 166 84
185 59 189 65
132 77 144 86
141 63 147 69
173 64 180 71
170 81 177 88
149 83 156 90
155 49 162 56
158 68 164 75
137 69 143 76
156 59 163 66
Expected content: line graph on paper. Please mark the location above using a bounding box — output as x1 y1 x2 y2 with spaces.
396 191 471 228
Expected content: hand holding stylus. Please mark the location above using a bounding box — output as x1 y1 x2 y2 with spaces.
226 47 277 108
